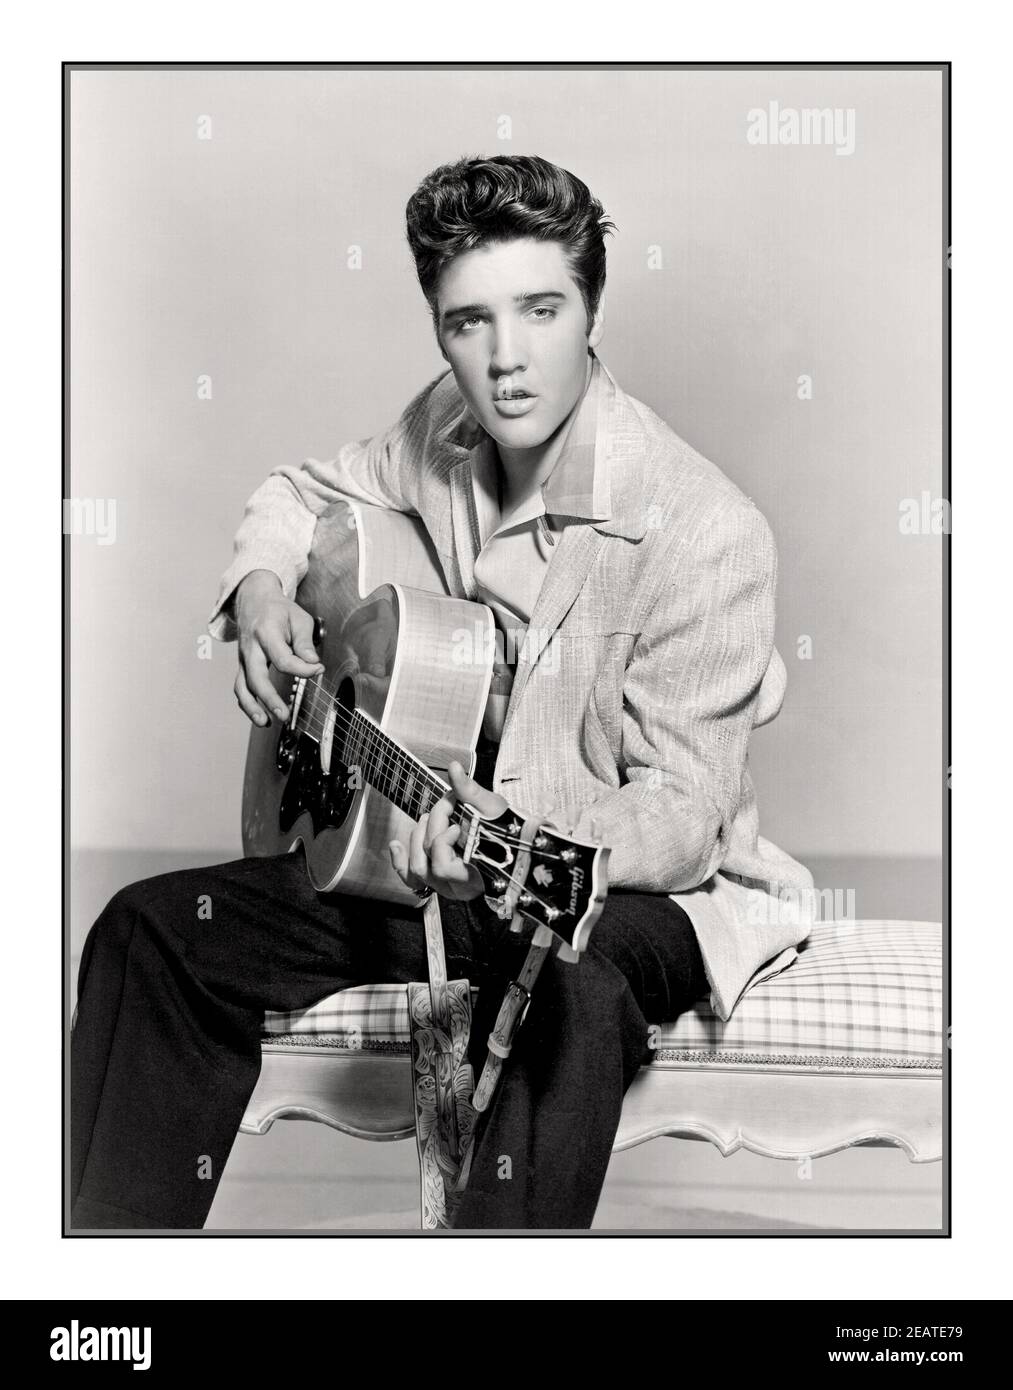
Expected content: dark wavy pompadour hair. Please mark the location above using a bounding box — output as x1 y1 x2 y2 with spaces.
405 154 616 344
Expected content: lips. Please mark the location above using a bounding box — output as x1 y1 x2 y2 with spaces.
493 394 538 417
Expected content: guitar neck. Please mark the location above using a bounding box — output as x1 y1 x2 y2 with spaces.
291 672 608 952
301 679 455 825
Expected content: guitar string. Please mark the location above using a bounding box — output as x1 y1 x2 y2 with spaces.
295 703 565 919
281 675 576 861
295 706 573 868
268 678 584 916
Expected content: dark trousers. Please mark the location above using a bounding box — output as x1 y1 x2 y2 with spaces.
70 810 707 1231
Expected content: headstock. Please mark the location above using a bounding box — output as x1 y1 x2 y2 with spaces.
459 803 611 957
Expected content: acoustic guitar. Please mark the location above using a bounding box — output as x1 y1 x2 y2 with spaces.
241 498 610 954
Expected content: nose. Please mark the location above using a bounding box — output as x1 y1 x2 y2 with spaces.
489 321 529 379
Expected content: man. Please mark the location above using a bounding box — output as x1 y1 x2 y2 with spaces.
70 154 814 1231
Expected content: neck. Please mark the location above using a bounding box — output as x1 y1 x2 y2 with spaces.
495 353 594 505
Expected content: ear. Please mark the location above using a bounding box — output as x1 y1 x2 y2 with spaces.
587 293 605 351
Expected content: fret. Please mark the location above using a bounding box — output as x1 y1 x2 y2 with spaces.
345 711 361 768
392 760 406 807
310 698 448 823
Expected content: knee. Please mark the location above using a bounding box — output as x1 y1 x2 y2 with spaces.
102 876 158 927
516 950 650 1079
93 871 185 953
533 945 640 1036
576 917 657 1013
76 879 155 1002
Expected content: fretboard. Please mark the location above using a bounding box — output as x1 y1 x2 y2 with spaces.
300 681 449 822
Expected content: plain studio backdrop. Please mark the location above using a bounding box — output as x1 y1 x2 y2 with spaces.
67 67 944 1229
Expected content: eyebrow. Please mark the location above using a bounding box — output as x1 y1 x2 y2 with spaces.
440 289 568 326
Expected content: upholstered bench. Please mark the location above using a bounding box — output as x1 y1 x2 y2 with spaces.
240 918 943 1217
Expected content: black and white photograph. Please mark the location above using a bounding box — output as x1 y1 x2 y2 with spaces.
64 61 947 1240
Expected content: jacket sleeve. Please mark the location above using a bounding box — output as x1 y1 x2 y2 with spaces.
560 501 779 892
207 372 448 641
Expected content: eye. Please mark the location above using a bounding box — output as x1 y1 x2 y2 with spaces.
456 315 483 332
529 306 557 321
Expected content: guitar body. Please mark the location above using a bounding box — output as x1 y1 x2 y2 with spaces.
242 500 495 903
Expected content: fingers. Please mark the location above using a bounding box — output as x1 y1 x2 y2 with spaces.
233 666 270 727
388 817 469 897
239 640 289 722
429 823 467 881
426 785 456 842
446 760 508 817
387 839 421 892
387 820 442 896
409 814 431 884
287 607 327 670
259 614 324 679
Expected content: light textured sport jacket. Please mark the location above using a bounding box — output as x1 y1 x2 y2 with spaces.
209 355 816 1020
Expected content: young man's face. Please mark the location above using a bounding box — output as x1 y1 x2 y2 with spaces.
435 237 604 455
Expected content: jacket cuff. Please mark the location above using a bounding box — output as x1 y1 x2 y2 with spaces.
207 552 300 642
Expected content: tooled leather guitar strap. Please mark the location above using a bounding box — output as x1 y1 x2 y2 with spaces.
406 891 477 1230
453 809 558 1198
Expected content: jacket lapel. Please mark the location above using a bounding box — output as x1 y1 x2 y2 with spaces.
499 522 610 740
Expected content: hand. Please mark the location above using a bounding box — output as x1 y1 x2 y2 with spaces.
232 570 325 725
388 760 509 903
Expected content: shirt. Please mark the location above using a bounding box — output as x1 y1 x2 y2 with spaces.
461 352 607 741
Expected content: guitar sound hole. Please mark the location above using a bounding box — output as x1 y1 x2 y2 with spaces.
277 677 359 835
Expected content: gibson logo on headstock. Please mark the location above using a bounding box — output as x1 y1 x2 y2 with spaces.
568 865 585 915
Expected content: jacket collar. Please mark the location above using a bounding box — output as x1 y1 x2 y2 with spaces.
438 352 647 540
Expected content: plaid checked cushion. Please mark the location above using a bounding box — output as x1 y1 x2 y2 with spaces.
262 983 431 1050
262 919 942 1071
653 919 942 1070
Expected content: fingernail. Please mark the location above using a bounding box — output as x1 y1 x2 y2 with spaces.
273 707 287 720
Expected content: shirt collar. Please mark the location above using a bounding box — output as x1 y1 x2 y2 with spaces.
441 351 643 537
